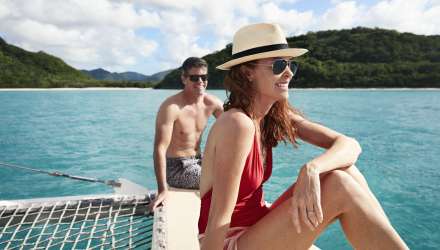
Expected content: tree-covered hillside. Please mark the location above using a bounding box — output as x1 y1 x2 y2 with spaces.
156 27 440 89
0 37 92 88
81 68 171 82
0 37 155 88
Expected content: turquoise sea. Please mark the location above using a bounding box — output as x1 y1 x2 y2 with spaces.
0 89 439 249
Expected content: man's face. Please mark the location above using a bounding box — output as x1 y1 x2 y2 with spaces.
182 66 208 95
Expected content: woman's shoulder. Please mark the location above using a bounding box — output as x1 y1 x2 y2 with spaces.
214 108 254 135
218 108 253 126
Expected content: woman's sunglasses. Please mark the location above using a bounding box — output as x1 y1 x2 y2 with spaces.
187 74 208 82
251 59 298 75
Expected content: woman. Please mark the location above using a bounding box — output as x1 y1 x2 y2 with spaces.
198 23 408 250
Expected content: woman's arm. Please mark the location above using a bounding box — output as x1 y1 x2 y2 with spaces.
288 112 362 233
201 112 255 250
291 113 362 173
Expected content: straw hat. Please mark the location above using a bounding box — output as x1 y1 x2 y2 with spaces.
217 23 308 70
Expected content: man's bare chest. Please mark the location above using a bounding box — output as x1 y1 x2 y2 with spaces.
175 107 212 134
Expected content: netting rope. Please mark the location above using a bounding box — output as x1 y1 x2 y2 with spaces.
0 162 121 187
0 195 155 249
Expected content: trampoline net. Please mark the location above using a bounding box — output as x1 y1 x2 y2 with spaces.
0 195 154 249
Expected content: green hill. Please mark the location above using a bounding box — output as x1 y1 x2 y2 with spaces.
81 68 171 82
156 27 440 89
0 37 156 88
0 37 92 88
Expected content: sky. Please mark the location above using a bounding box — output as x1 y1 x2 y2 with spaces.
0 0 439 75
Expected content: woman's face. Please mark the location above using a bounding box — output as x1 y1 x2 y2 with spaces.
251 57 294 102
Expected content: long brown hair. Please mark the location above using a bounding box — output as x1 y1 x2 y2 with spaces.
223 62 303 148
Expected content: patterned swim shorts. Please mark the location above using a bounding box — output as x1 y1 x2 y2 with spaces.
166 155 201 189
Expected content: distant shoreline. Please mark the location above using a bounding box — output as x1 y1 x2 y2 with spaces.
0 87 439 92
292 88 440 91
0 87 153 91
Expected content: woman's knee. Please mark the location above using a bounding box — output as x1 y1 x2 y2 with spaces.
343 165 370 188
322 170 369 211
323 170 356 191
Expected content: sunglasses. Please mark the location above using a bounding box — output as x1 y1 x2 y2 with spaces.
252 59 298 75
187 74 208 82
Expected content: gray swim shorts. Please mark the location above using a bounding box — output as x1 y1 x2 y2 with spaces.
166 155 201 189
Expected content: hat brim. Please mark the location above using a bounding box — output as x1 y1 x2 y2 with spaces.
216 48 308 70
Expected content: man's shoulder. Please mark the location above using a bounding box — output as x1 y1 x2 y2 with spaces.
161 92 184 107
158 92 184 114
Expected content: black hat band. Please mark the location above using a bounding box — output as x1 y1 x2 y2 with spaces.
231 43 289 60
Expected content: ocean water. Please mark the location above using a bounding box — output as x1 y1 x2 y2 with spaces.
0 89 439 249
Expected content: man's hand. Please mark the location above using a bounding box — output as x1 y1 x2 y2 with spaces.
149 189 169 212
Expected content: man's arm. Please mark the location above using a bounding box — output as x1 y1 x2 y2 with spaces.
150 101 177 211
210 95 224 118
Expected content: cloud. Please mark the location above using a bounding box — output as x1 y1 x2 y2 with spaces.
361 0 440 35
146 0 440 72
318 1 360 30
0 1 10 19
262 0 301 4
259 2 314 35
157 10 210 66
131 0 202 10
14 0 160 28
0 0 439 74
13 19 82 47
313 0 440 35
199 0 253 38
0 0 159 72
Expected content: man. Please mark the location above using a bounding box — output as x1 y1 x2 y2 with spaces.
150 57 223 211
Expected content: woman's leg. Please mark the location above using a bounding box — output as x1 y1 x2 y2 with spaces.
237 170 408 250
272 165 388 217
342 165 388 218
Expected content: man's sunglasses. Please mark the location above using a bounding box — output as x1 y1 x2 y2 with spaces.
251 59 298 75
187 74 208 82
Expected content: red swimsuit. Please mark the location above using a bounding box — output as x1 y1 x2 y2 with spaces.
198 134 273 234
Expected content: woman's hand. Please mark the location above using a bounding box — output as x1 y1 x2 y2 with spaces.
290 162 324 233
